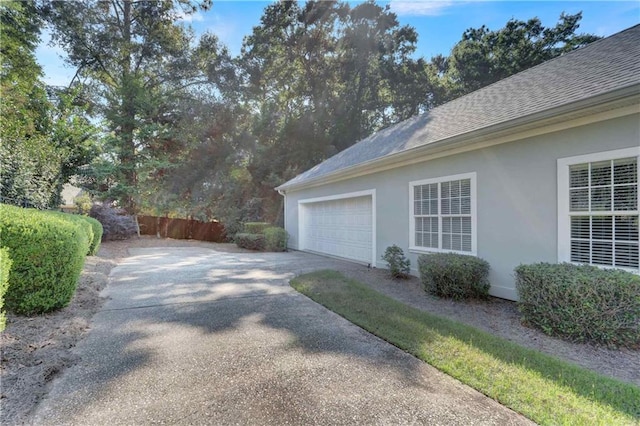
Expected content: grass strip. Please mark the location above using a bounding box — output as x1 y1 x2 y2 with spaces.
291 270 640 425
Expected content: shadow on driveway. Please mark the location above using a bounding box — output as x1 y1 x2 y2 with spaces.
29 247 532 425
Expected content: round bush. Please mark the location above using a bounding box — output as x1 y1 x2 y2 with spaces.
263 226 288 252
418 252 490 300
50 211 94 255
0 204 88 315
515 263 640 347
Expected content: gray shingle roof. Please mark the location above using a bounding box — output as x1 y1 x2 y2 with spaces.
279 24 640 190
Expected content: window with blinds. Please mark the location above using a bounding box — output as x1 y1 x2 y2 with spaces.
410 173 475 254
568 156 638 269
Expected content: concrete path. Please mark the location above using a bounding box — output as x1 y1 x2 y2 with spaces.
30 247 532 425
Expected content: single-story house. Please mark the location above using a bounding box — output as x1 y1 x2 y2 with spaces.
276 25 640 301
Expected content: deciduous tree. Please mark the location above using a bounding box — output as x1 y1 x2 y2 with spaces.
0 0 97 208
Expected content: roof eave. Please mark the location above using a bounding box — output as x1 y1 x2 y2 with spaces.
276 84 640 193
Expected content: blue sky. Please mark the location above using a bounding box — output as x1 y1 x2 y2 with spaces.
37 1 640 87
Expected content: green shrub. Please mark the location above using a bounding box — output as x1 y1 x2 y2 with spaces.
382 245 411 279
235 233 265 251
50 211 94 255
264 227 288 252
515 263 640 347
243 222 271 234
418 252 490 300
0 204 88 315
0 248 11 331
83 216 103 255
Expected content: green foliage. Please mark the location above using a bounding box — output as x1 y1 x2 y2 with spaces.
45 0 230 213
235 1 432 224
432 12 600 103
244 222 271 234
74 193 93 214
0 247 12 331
263 226 288 252
0 2 98 209
515 263 640 348
381 245 411 279
235 233 265 251
49 211 95 256
0 204 88 315
83 216 103 255
418 253 490 300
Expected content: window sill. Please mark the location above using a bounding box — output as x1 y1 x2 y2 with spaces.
562 260 640 275
409 246 477 257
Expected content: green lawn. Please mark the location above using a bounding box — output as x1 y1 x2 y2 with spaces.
290 270 640 426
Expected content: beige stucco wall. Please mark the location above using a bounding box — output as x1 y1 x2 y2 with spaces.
283 113 640 300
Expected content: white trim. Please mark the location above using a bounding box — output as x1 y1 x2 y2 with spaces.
282 192 288 248
409 172 477 256
557 146 640 271
298 189 376 204
298 189 376 266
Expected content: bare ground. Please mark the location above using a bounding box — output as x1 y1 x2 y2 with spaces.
1 237 638 424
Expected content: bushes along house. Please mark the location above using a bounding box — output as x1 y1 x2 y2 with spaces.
515 263 640 347
418 253 490 300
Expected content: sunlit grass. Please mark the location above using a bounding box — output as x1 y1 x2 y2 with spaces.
291 270 640 425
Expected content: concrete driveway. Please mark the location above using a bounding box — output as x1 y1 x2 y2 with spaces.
30 247 531 425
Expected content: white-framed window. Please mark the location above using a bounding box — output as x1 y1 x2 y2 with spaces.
409 172 477 255
558 147 639 272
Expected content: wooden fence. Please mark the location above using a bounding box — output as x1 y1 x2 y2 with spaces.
137 215 226 242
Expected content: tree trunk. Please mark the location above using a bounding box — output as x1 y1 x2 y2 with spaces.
120 0 137 213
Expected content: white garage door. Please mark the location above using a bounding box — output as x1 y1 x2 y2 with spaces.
299 193 374 264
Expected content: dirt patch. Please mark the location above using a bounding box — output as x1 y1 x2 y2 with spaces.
339 267 640 387
0 236 249 425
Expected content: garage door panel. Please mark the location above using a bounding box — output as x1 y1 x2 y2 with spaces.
301 195 373 264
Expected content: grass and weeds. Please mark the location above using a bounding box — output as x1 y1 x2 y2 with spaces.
290 270 640 425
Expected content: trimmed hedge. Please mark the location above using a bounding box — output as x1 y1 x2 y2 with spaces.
0 248 11 331
0 204 88 315
51 211 94 255
243 222 271 234
264 227 288 252
235 233 265 251
83 216 103 255
418 252 490 300
515 263 640 347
